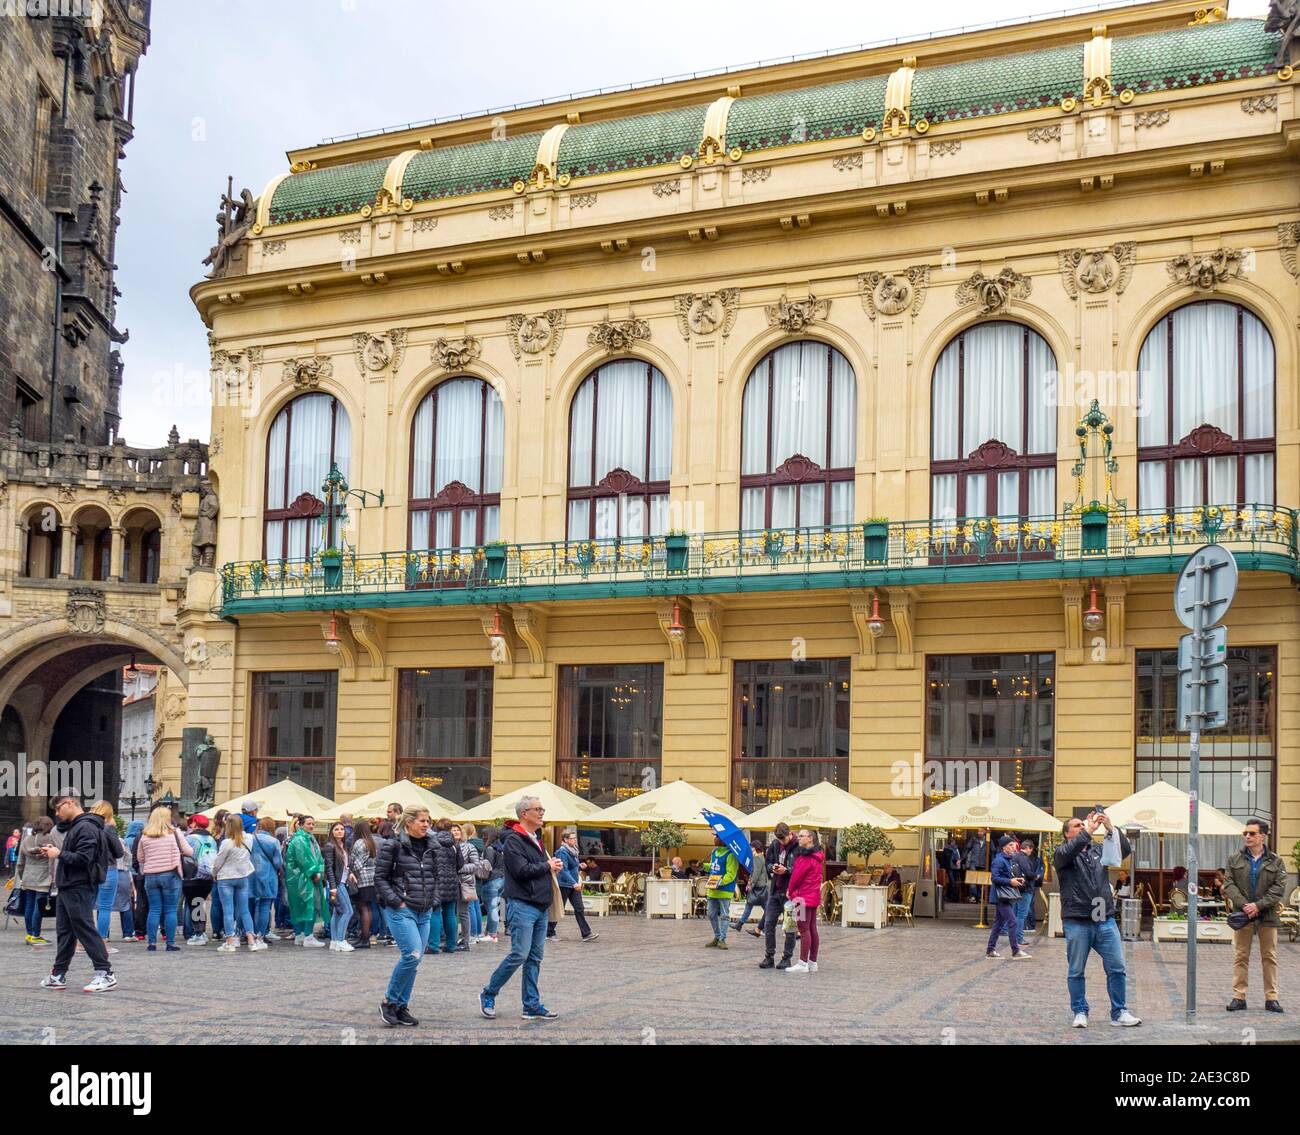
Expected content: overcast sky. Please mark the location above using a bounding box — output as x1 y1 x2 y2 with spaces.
113 0 1270 446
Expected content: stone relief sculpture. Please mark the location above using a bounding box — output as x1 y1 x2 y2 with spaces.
191 480 218 569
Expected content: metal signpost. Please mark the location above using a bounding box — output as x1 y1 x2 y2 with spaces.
1173 544 1237 1024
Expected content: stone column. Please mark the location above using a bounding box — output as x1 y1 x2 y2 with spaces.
109 525 125 581
58 524 74 579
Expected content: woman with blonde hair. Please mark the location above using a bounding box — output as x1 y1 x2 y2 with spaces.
374 806 437 1027
210 814 263 952
135 804 193 950
88 801 127 952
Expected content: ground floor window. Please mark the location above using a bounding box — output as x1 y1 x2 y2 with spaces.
925 652 1055 810
249 671 337 797
1135 645 1275 871
556 663 662 806
733 658 849 812
395 667 493 806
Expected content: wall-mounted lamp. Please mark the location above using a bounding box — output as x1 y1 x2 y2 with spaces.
1083 583 1104 633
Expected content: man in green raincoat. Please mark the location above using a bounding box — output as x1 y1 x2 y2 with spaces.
285 816 326 946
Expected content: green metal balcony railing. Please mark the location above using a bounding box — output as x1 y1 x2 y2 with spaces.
219 504 1299 616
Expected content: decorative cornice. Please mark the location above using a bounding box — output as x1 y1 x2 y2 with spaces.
1058 242 1135 299
651 179 681 198
955 268 1031 315
587 316 650 354
1026 124 1060 143
1134 109 1170 129
741 167 771 184
1241 94 1278 114
430 336 482 371
674 289 739 338
858 265 930 319
506 310 566 359
1166 248 1244 291
764 293 829 333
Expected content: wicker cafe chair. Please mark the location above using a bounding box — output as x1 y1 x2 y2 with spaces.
629 874 646 913
826 879 843 923
1169 888 1189 914
607 873 631 914
888 882 916 927
692 875 710 917
1279 886 1300 942
1147 887 1170 919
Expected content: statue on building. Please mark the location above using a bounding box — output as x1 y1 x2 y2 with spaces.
202 177 256 278
191 480 218 569
180 727 221 812
1267 0 1300 64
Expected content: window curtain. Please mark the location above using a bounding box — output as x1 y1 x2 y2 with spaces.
434 379 483 493
741 488 765 531
593 360 650 482
483 387 504 494
1241 309 1274 440
1245 454 1273 506
267 394 348 559
770 342 829 468
1138 324 1169 446
1026 333 1056 454
1028 468 1055 517
569 379 595 487
931 345 959 460
411 395 433 499
741 369 769 475
1172 302 1238 440
829 349 856 468
962 323 1024 451
932 473 957 521
1139 461 1166 513
649 370 672 481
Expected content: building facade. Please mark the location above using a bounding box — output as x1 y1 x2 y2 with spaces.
119 661 157 818
184 1 1300 872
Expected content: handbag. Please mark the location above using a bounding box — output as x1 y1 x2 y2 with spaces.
175 830 197 880
4 887 21 916
995 884 1019 902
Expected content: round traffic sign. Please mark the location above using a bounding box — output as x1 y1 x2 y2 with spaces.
1173 544 1238 630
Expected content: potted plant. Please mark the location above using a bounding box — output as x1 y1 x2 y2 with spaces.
639 820 687 879
665 530 690 573
484 540 509 582
863 518 890 564
319 547 343 589
1079 504 1109 555
838 823 895 886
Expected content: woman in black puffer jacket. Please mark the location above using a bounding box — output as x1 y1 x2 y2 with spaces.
428 819 461 954
374 807 438 1027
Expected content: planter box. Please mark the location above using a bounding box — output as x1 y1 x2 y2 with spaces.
841 884 889 929
665 534 689 573
645 877 692 919
864 522 889 564
1080 510 1109 555
1153 917 1233 943
320 553 343 589
484 545 508 582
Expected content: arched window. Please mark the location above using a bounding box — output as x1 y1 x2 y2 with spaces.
1137 301 1274 510
740 341 855 530
567 359 671 540
930 322 1057 521
409 377 503 550
263 393 351 560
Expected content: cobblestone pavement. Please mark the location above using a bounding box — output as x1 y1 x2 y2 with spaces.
1 915 1297 1045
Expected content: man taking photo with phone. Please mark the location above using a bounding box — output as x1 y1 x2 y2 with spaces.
1054 809 1140 1029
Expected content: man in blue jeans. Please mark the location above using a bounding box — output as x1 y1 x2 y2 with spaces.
1054 811 1141 1029
479 795 563 1021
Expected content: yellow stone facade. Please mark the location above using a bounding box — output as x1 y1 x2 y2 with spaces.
184 1 1300 866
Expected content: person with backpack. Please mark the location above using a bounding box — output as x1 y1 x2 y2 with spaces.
184 814 217 945
37 796 118 992
732 835 770 937
211 815 264 953
375 806 439 1027
135 804 194 951
426 818 460 954
477 824 505 943
250 817 283 947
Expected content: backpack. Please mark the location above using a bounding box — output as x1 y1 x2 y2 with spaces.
88 826 114 888
191 833 217 879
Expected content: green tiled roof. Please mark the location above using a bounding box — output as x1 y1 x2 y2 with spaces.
558 105 708 178
402 131 543 203
262 18 1280 226
913 43 1083 125
1112 20 1279 94
726 77 888 153
268 157 390 225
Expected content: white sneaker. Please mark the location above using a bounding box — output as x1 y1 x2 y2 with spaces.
1072 1012 1088 1029
1111 1010 1142 1028
986 951 1002 959
294 934 304 946
808 961 818 972
301 936 326 948
83 971 117 993
248 939 268 952
188 934 207 946
334 940 354 952
216 940 239 953
785 960 810 973
1012 951 1032 960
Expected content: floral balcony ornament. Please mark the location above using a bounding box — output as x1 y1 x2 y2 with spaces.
1067 399 1125 554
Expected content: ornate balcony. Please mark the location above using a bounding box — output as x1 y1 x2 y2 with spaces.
219 504 1298 616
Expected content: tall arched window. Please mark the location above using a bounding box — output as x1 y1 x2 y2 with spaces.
409 377 503 550
930 322 1057 521
1137 301 1275 510
740 341 856 529
264 393 351 560
567 359 671 540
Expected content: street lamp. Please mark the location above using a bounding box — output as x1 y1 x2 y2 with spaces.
866 593 886 638
1083 583 1104 633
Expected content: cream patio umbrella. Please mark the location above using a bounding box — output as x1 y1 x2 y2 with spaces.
745 780 906 831
903 779 1061 927
453 778 606 826
586 777 748 827
317 779 459 824
1102 780 1244 906
198 778 336 823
